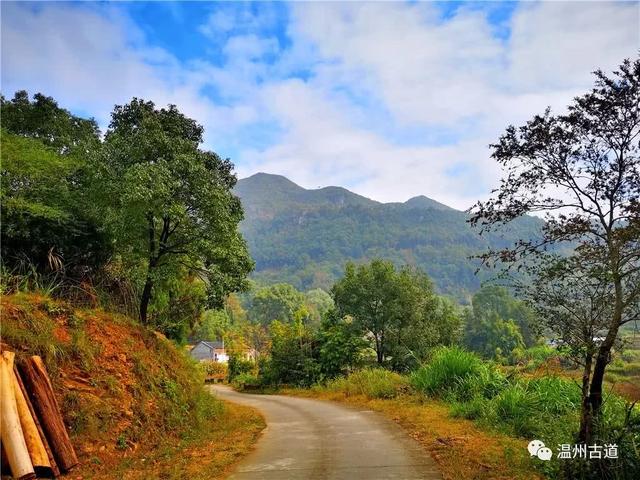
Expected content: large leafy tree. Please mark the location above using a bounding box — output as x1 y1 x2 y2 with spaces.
94 99 253 324
471 58 640 442
463 286 537 361
332 259 461 369
1 92 107 274
248 283 306 325
1 91 100 154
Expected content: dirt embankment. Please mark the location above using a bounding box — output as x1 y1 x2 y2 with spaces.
1 293 264 479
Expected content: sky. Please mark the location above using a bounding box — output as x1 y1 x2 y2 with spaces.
1 1 638 209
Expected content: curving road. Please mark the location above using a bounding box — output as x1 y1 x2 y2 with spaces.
210 385 442 480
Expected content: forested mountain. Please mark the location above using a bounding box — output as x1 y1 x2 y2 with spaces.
235 173 543 301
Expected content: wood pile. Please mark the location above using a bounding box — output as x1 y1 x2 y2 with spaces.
1 351 77 479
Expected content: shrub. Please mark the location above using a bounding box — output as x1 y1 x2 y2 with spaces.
526 376 581 416
325 368 408 399
233 373 261 390
200 361 228 380
410 346 485 397
228 355 255 382
490 384 541 436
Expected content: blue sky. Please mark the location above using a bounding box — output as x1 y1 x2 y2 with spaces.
2 1 638 208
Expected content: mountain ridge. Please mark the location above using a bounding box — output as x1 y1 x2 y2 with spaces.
234 172 541 301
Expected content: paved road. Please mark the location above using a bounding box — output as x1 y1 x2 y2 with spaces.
210 385 442 480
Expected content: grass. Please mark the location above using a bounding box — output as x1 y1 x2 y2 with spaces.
75 399 265 480
284 348 640 480
321 367 408 399
1 292 266 478
283 380 540 480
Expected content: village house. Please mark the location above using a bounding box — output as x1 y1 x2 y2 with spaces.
190 340 229 363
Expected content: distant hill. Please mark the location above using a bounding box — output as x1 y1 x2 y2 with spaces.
235 173 542 301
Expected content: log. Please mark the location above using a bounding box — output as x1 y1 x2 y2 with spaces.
12 365 55 477
18 356 78 473
14 368 60 478
0 352 36 480
1 442 12 475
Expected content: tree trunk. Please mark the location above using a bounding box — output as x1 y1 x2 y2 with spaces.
18 356 78 473
587 275 623 434
139 273 153 325
578 354 593 443
374 335 383 364
140 213 157 325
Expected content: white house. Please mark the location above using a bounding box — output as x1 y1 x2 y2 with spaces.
190 340 229 363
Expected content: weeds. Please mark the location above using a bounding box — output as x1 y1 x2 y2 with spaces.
324 368 408 399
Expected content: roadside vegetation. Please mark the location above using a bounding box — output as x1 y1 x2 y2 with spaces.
0 292 264 478
0 92 264 476
228 59 640 480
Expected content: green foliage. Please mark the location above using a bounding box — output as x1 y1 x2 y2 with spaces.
413 347 639 479
1 91 253 339
410 346 489 397
263 320 320 387
234 173 543 300
317 312 368 378
332 259 462 370
227 355 255 382
1 90 100 154
463 286 536 362
232 373 261 390
324 368 408 399
93 98 253 324
248 283 306 325
1 130 109 273
199 360 228 379
193 309 231 342
304 288 334 328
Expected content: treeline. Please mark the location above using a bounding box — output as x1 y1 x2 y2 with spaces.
205 259 541 388
1 91 253 340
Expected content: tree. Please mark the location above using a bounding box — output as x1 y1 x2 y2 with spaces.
304 288 335 328
265 319 320 387
1 91 100 154
522 255 624 443
248 283 306 325
192 309 231 342
94 99 253 324
332 259 460 370
463 309 525 362
470 58 640 442
317 311 368 378
463 286 537 361
0 130 109 275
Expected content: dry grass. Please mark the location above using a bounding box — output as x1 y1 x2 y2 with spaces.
1 293 265 479
283 388 541 480
76 400 265 480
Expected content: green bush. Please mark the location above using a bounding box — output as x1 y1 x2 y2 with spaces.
490 384 541 436
232 373 261 390
227 355 255 382
526 376 581 416
325 368 408 399
410 346 486 396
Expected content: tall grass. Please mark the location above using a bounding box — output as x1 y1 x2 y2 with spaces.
410 346 506 400
325 368 408 399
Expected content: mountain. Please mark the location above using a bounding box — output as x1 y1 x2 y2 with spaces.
235 173 542 301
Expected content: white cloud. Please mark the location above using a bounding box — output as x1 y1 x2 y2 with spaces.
2 1 638 210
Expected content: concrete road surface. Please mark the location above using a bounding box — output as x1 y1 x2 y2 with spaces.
210 385 442 480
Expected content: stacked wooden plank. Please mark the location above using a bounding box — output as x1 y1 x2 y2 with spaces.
1 352 78 479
